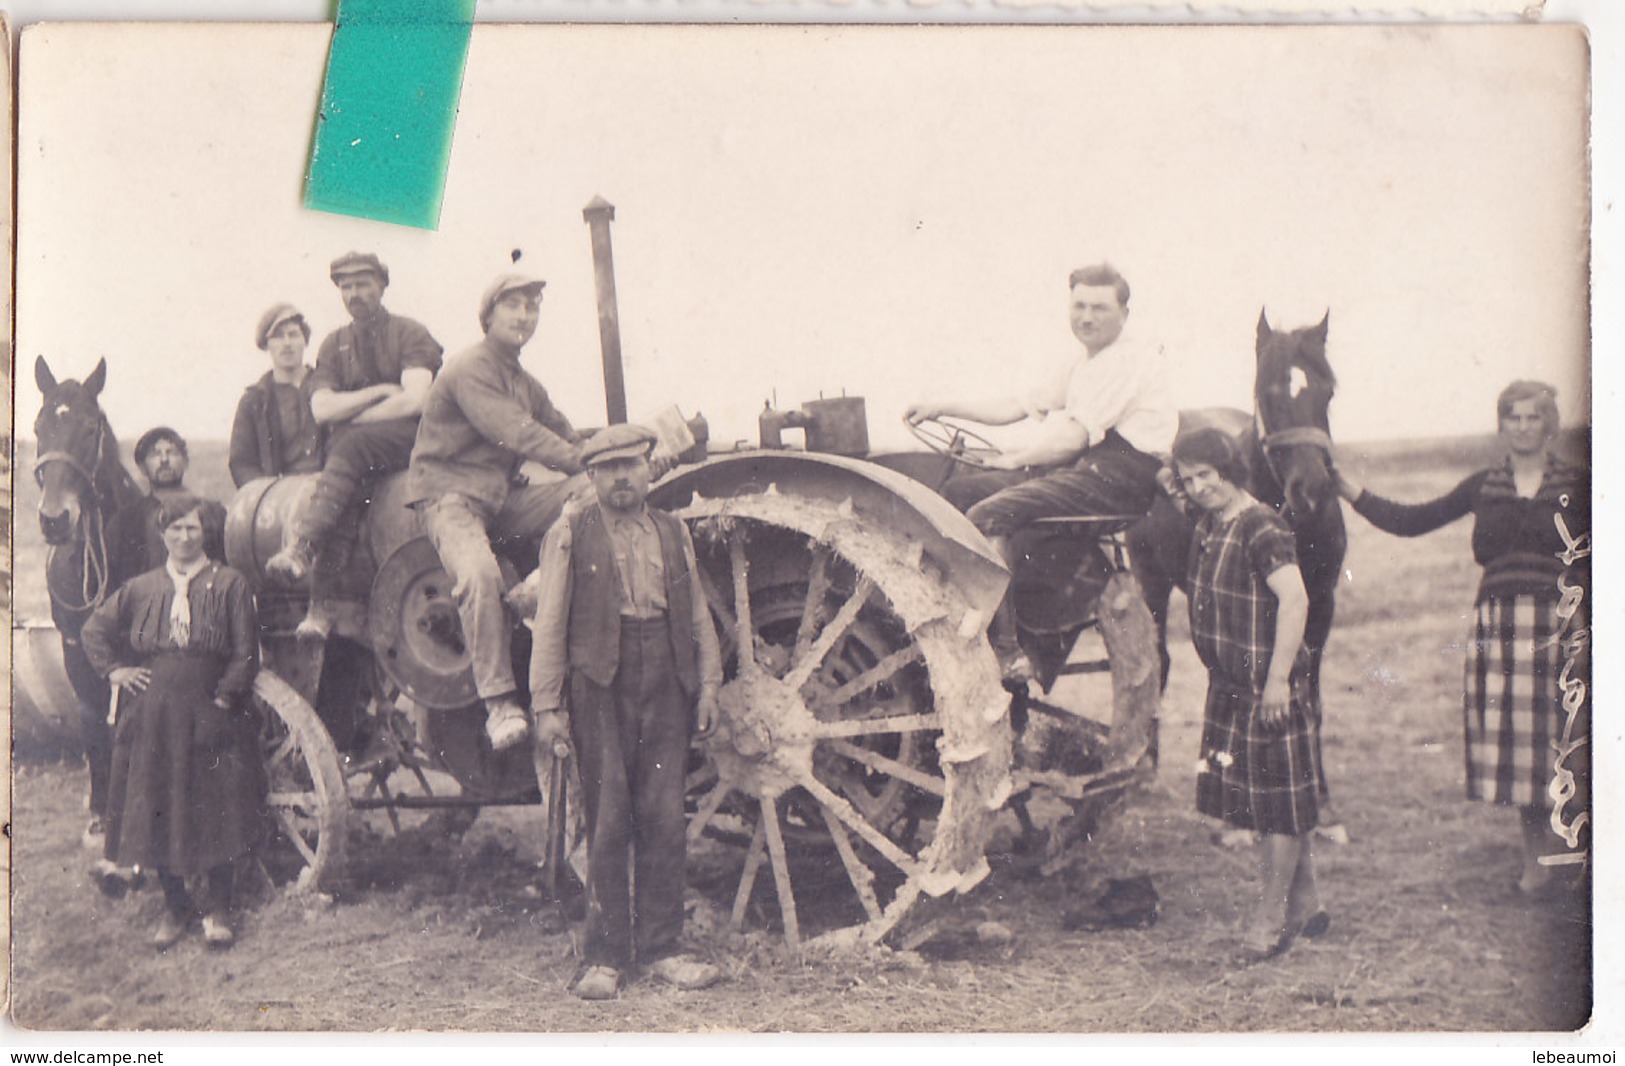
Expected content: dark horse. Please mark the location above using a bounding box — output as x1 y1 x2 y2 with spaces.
34 356 155 830
1127 310 1347 807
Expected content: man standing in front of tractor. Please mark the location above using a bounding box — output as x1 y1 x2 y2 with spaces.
406 273 592 752
905 263 1176 682
266 252 443 637
528 422 723 1001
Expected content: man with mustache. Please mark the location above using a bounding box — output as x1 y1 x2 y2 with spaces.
527 422 723 1001
130 426 227 569
405 273 591 752
266 252 443 638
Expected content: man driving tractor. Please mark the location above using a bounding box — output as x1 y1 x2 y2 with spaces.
905 263 1176 682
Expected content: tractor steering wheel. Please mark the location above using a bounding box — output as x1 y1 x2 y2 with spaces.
905 416 1004 469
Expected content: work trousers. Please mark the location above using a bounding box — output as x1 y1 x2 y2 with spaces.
419 476 589 700
945 431 1162 651
571 617 693 969
293 418 420 544
947 430 1163 539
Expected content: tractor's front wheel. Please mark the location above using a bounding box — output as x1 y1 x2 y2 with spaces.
679 491 1012 949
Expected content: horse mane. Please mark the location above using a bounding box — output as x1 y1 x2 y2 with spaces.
93 412 145 511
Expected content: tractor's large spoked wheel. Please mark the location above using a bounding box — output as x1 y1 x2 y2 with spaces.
680 492 1011 950
255 669 351 893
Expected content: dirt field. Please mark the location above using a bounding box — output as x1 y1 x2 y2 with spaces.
7 437 1594 1034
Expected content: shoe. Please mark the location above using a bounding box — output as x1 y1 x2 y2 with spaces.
82 817 106 851
266 539 317 584
485 698 531 752
645 953 721 991
996 648 1035 686
153 910 188 950
294 601 336 642
89 859 132 900
572 965 622 1001
1299 911 1331 939
202 913 235 949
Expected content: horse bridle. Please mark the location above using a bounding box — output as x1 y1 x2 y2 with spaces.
33 416 116 612
1256 419 1334 489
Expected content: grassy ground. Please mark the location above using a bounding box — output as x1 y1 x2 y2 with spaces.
7 436 1594 1033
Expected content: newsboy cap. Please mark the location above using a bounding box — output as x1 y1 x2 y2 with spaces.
255 303 310 350
134 426 187 465
581 423 658 467
329 252 389 285
478 273 547 332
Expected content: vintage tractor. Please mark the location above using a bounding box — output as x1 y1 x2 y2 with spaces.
211 382 1160 949
18 200 1161 950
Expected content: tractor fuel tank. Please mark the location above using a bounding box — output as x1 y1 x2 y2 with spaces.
757 395 869 456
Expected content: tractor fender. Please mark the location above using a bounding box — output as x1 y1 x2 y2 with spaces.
649 450 1009 620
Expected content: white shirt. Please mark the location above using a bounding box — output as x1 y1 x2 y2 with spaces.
1025 328 1177 458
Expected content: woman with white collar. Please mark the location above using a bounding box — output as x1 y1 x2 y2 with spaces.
82 494 263 950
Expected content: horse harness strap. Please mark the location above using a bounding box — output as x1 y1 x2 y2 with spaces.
1259 425 1333 455
36 417 117 612
33 448 101 488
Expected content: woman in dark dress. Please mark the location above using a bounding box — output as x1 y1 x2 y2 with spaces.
1337 381 1589 896
228 302 324 487
82 494 264 949
1175 428 1326 962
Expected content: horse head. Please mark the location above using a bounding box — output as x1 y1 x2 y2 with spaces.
1254 310 1337 519
34 355 111 546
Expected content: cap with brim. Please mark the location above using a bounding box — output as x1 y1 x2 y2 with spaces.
255 303 307 350
479 273 547 331
581 423 658 467
329 251 389 285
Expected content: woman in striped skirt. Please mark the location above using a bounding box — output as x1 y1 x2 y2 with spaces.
1175 428 1324 962
1336 381 1589 896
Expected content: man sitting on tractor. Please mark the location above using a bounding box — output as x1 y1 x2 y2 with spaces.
905 262 1176 683
266 253 444 638
405 273 592 752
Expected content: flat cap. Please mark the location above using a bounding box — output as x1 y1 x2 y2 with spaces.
255 303 309 350
134 425 187 464
478 273 547 331
329 251 389 285
581 423 658 467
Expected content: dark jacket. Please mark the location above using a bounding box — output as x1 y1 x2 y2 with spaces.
229 372 325 487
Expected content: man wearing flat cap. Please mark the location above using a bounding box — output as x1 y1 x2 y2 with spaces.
131 426 228 567
406 273 592 751
267 252 443 636
229 302 324 488
528 423 723 1001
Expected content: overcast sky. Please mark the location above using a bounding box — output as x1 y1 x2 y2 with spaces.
14 23 1590 456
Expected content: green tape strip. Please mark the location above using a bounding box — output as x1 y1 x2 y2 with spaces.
305 0 475 231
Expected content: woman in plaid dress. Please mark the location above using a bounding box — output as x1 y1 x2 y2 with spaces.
1337 381 1589 896
1175 428 1323 962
